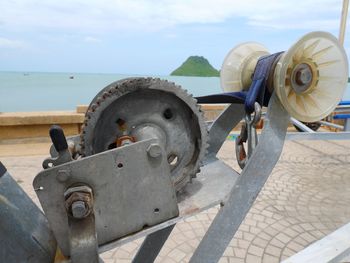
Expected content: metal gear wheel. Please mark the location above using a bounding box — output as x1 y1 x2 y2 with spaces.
80 78 208 191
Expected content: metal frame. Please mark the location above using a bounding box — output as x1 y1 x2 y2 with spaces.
132 225 175 263
290 117 316 133
1 93 296 263
0 163 57 263
229 128 350 141
318 120 344 130
226 103 350 141
282 221 350 263
285 131 350 140
190 93 290 262
132 94 290 263
46 92 289 262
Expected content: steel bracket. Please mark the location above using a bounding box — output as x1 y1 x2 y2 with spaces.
190 93 290 263
34 139 179 256
68 213 99 263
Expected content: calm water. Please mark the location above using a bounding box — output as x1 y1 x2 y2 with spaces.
0 71 349 112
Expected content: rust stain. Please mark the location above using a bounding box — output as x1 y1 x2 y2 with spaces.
54 247 70 263
182 206 200 215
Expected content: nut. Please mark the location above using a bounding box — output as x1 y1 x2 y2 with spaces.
64 186 93 219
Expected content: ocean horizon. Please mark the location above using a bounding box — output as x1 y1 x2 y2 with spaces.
0 71 349 112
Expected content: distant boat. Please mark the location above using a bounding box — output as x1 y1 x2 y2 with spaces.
69 76 74 79
23 73 29 76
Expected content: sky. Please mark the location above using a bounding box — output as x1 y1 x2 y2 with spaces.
0 0 349 75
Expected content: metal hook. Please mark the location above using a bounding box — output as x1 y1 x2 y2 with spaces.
235 102 262 169
235 122 248 169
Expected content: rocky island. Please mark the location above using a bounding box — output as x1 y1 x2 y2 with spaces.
171 56 219 77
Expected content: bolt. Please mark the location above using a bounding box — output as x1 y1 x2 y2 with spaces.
292 63 313 88
296 68 312 85
147 144 162 158
57 169 70 182
71 200 88 219
64 186 93 219
120 139 133 146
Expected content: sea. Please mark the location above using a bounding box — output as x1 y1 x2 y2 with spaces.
0 71 349 112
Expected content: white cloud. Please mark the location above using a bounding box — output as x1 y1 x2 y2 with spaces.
0 37 25 48
165 33 177 39
0 0 344 33
84 36 101 43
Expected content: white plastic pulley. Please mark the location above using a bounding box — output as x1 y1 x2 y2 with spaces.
274 31 349 122
220 42 270 92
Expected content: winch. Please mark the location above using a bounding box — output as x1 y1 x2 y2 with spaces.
79 78 208 191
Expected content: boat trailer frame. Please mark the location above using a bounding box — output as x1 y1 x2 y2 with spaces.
1 93 349 263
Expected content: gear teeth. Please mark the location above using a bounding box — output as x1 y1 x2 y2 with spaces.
80 77 208 192
102 91 110 99
91 104 98 112
96 97 104 105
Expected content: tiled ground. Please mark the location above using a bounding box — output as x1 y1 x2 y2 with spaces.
1 140 350 263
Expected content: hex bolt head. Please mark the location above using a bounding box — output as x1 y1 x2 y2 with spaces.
71 200 88 219
147 144 162 158
296 68 312 85
57 169 70 182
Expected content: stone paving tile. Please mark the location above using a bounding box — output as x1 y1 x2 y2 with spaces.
1 140 350 262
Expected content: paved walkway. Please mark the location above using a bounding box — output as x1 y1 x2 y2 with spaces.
1 140 350 263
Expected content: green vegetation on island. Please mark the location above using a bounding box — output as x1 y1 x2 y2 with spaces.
171 56 220 77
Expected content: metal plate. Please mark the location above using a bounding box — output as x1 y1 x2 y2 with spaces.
33 139 179 256
100 158 239 253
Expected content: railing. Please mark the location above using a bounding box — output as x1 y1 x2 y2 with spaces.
226 102 350 141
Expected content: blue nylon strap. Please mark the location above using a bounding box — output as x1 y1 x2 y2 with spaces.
244 52 283 113
195 52 284 113
244 78 265 113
